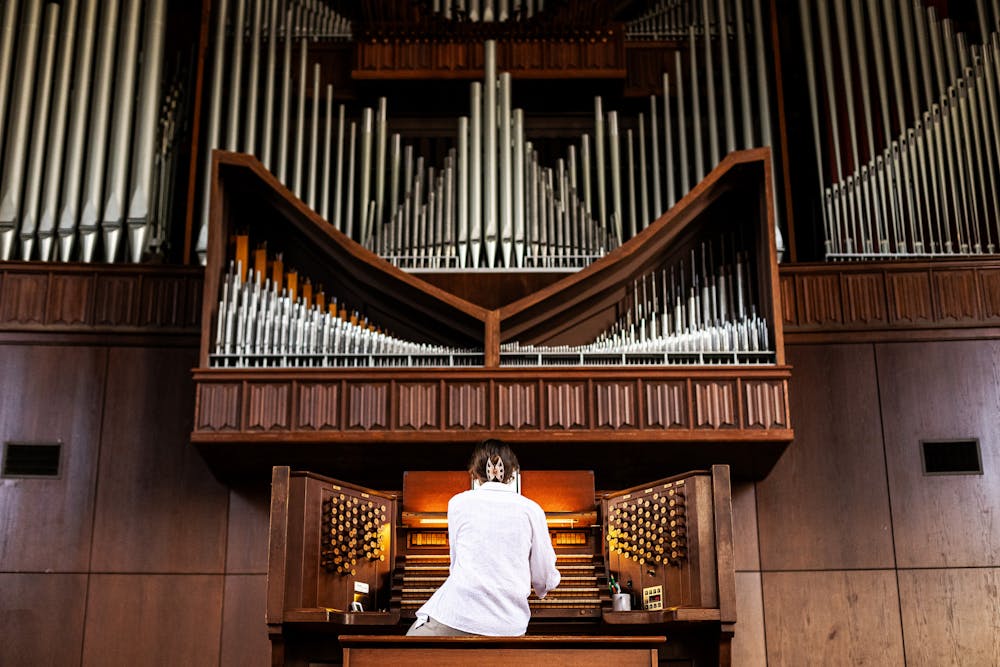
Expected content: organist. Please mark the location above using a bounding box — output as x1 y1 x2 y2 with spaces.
406 440 561 637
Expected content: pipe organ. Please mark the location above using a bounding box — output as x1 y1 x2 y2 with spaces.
266 465 736 665
191 0 784 265
0 0 185 264
796 0 1000 259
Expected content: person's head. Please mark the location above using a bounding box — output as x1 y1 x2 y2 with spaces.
468 439 519 484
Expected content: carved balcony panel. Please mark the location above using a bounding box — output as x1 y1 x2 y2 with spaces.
497 382 539 431
247 383 291 432
644 381 689 430
0 272 47 325
445 382 489 430
781 260 1000 342
544 382 588 430
693 381 738 430
743 380 788 430
196 383 242 432
347 383 390 431
297 383 341 431
397 383 440 431
595 382 638 430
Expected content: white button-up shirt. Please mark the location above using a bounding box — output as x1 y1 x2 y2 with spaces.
414 481 561 636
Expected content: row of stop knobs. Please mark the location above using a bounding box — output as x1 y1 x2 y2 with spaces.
607 486 687 565
321 494 388 575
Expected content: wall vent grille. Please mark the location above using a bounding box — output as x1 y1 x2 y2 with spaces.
921 439 982 476
2 442 63 478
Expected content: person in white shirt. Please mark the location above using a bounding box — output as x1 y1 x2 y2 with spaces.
406 439 561 637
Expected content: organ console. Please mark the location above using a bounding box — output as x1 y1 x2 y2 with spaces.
266 464 736 666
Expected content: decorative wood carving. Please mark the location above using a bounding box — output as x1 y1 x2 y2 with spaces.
693 382 737 429
0 272 47 325
644 381 688 429
980 270 1000 320
933 270 979 322
47 274 92 326
247 384 291 431
0 264 202 336
297 383 341 430
841 273 886 326
355 38 626 80
347 383 389 431
445 382 488 430
196 383 241 431
92 276 138 326
595 382 638 430
887 272 934 325
779 275 797 327
397 383 439 431
496 382 538 430
545 382 588 430
743 381 788 430
796 274 842 327
780 260 1000 342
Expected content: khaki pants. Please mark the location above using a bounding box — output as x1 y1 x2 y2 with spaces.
406 616 478 637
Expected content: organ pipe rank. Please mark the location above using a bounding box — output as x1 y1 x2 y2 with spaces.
194 0 782 268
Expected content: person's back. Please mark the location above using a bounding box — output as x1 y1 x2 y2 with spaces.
407 440 561 637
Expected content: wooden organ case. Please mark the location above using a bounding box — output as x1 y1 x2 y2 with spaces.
193 141 791 665
192 10 794 658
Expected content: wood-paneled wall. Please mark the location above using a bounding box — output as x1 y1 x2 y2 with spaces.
0 341 269 667
1 334 998 666
733 338 1000 667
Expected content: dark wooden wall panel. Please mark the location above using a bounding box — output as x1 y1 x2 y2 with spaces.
90 347 229 573
731 482 760 571
220 574 270 667
897 568 1000 666
732 572 766 667
82 574 223 666
756 345 894 570
0 346 106 572
226 485 272 574
0 573 87 666
876 340 1000 568
762 570 904 666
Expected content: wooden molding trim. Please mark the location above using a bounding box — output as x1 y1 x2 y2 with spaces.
779 259 1000 343
0 262 203 337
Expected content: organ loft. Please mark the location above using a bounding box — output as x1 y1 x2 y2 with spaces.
0 2 998 666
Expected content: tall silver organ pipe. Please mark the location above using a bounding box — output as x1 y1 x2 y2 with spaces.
0 0 43 261
101 0 142 263
37 0 79 262
57 0 99 262
17 2 60 262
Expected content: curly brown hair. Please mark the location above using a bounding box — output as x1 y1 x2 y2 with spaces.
468 439 519 484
